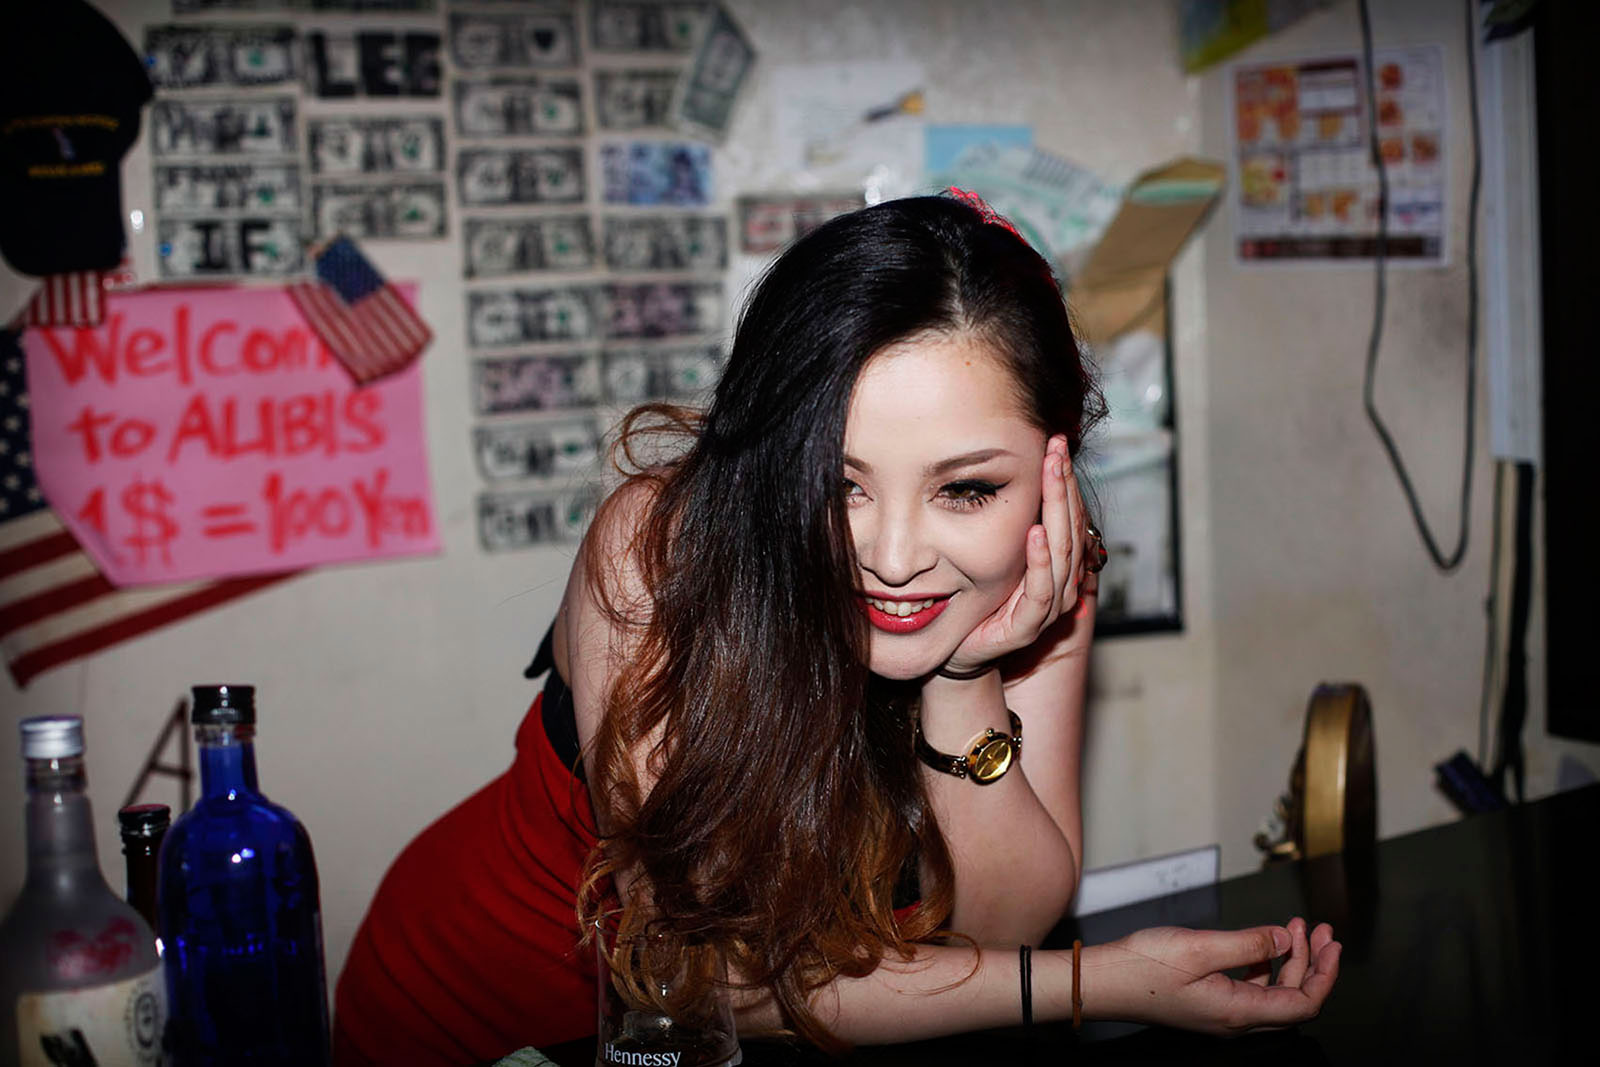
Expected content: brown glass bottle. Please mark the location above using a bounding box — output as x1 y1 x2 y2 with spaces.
117 803 170 938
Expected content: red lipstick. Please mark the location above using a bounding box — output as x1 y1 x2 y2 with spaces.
861 595 950 634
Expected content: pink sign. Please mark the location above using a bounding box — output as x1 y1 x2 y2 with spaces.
24 286 440 587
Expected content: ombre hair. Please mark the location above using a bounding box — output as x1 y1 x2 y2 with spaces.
578 194 1101 1048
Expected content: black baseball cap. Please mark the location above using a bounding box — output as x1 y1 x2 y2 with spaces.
0 1 152 276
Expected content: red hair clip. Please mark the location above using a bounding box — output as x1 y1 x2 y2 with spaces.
947 186 1023 240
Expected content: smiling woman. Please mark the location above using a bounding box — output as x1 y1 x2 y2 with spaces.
333 195 1341 1066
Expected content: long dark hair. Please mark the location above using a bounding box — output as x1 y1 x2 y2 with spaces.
579 195 1100 1048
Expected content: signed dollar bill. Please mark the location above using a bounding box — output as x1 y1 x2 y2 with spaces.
594 69 678 131
454 76 583 137
602 215 727 272
175 1 437 9
469 283 723 346
602 345 722 404
458 147 585 206
590 1 705 52
308 117 443 175
311 182 447 239
464 217 596 277
670 3 755 141
306 30 442 97
150 98 297 157
473 418 603 482
736 192 865 253
157 217 304 278
478 486 600 550
473 354 602 415
145 24 297 88
604 281 721 340
154 163 301 214
467 286 602 347
451 8 580 69
599 142 710 206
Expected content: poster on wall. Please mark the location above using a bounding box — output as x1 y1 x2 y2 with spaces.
1228 45 1447 264
21 287 440 586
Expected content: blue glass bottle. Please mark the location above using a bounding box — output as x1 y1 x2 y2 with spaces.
159 685 330 1066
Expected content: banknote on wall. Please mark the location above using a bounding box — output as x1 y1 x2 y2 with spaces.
472 354 603 416
473 418 603 482
478 486 601 550
463 217 597 277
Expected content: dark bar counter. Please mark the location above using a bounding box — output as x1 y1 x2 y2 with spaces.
548 783 1596 1065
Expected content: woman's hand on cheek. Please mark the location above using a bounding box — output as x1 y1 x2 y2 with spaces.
942 435 1088 675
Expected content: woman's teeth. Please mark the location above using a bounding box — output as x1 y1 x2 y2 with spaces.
866 597 936 617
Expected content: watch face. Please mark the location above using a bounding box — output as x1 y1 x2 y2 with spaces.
969 736 1015 783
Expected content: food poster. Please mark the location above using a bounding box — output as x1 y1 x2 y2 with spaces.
1229 45 1447 265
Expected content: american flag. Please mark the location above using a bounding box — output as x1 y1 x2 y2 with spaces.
0 329 293 688
287 237 431 385
15 271 105 329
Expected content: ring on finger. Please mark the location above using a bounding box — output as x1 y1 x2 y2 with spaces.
1085 523 1109 574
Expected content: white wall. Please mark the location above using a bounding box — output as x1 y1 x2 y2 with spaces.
1194 0 1598 870
4 0 1594 994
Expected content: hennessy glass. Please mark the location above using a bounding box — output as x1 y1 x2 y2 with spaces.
594 919 740 1067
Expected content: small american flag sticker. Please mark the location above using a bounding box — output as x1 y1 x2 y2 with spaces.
15 271 105 329
288 236 432 385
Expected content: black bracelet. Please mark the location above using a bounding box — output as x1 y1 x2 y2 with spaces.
935 661 995 681
1019 943 1033 1029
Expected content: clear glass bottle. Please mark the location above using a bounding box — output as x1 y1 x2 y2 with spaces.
159 684 330 1066
117 804 170 939
0 716 166 1067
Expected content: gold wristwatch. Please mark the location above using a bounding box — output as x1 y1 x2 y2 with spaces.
914 710 1023 784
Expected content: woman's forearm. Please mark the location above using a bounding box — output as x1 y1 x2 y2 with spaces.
738 942 1108 1044
917 670 1079 944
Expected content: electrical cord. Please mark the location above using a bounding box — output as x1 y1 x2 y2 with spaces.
1356 0 1482 573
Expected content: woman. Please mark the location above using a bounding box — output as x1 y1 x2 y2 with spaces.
335 194 1340 1064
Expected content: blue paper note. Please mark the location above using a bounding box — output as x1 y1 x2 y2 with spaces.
924 124 1033 175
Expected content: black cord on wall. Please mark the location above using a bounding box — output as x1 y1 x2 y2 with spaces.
1356 0 1483 573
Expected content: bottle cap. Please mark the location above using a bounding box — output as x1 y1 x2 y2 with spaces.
118 803 171 839
20 716 84 759
190 684 256 725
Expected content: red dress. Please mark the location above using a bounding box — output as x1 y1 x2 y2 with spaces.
334 680 600 1066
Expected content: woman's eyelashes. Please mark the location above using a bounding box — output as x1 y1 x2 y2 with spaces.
938 479 1006 511
840 477 1008 510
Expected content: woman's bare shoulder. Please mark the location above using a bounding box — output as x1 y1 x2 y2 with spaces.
553 476 661 696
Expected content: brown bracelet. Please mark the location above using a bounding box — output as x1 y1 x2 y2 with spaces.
934 661 995 681
1071 939 1083 1030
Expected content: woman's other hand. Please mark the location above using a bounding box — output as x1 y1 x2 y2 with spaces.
1083 919 1342 1035
942 434 1091 675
